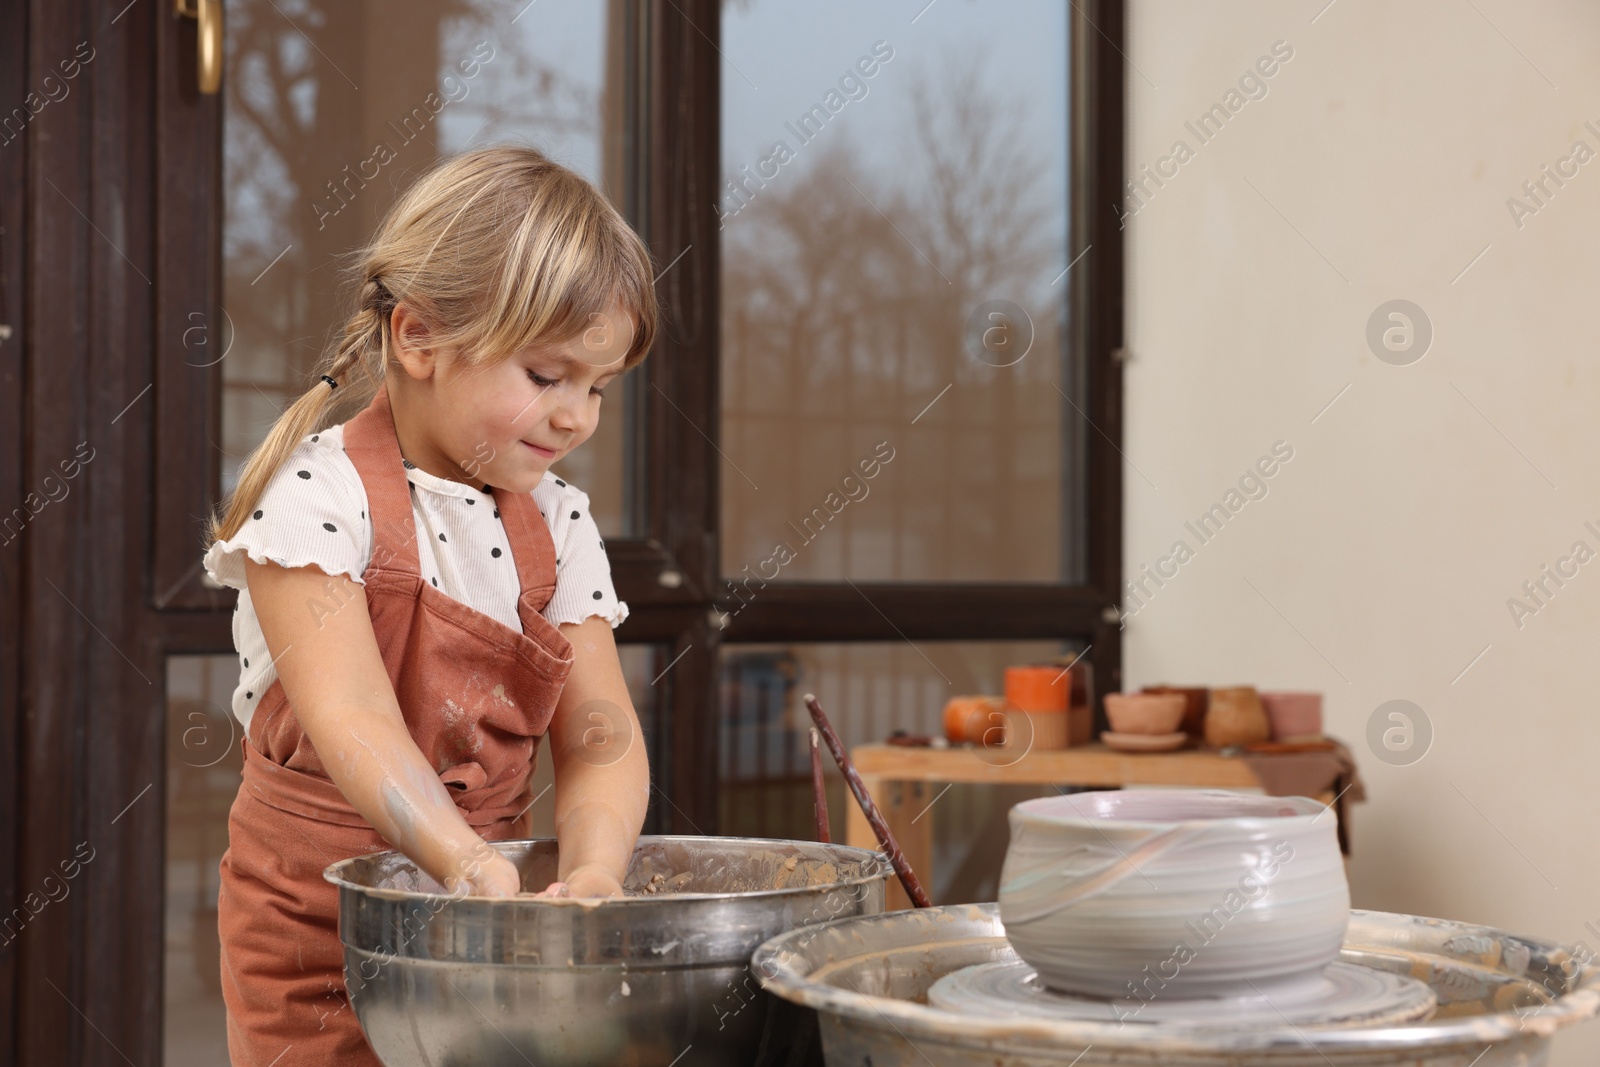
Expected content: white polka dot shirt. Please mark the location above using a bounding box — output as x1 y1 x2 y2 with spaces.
202 424 627 734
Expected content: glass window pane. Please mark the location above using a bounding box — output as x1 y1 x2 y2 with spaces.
717 639 1082 904
163 645 664 1064
523 644 669 839
220 0 633 535
719 2 1080 583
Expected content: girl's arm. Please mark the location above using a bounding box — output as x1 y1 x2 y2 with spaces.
537 614 651 896
244 558 522 896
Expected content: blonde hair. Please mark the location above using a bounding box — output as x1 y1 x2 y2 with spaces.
204 144 659 548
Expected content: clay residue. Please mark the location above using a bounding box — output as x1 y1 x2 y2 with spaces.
373 861 448 895
438 698 483 758
636 872 695 895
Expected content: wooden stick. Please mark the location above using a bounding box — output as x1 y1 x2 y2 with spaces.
804 693 932 908
809 727 831 843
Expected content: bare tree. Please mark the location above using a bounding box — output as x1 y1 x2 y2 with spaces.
721 44 1065 582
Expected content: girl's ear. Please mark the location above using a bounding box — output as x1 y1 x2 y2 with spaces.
391 301 440 380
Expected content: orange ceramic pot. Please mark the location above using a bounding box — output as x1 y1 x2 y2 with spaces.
1005 665 1070 713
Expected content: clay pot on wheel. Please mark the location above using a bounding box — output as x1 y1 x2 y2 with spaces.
1204 686 1270 747
998 789 1350 998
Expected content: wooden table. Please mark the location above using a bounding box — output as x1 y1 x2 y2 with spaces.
843 742 1348 911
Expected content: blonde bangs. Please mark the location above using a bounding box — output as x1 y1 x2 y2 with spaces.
464 173 656 372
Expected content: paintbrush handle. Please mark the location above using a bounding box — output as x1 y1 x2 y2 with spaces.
809 727 831 843
804 693 933 908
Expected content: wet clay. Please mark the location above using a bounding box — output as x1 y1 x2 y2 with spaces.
635 871 695 895
621 845 854 895
370 840 869 898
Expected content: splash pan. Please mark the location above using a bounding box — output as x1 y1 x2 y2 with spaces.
753 903 1600 1066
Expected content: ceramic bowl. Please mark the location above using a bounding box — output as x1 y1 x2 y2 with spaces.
998 789 1349 999
1261 691 1324 739
1104 692 1186 735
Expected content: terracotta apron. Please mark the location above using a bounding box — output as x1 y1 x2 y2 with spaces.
217 384 575 1066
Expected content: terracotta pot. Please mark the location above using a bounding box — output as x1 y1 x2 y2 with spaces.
1104 692 1186 735
1204 686 1270 747
1142 684 1208 742
1260 691 1323 740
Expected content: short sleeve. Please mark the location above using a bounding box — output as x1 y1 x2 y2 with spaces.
202 431 370 593
541 482 629 629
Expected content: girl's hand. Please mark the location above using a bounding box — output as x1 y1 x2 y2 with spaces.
534 863 624 899
444 849 522 898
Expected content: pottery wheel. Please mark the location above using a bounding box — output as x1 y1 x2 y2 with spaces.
927 959 1437 1029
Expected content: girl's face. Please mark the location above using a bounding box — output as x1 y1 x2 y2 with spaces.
389 301 634 494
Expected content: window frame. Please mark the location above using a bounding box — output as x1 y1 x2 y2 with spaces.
144 0 1126 834
701 0 1128 719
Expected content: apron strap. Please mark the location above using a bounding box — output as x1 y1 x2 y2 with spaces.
342 381 562 611
341 383 424 580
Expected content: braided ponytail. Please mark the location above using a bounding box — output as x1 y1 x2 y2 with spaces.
202 277 395 546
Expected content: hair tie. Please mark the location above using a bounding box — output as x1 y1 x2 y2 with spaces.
321 375 339 390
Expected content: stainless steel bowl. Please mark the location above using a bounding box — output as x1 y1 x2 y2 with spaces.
323 835 891 1067
753 903 1600 1066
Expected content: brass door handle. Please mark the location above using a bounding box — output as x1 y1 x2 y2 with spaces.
174 0 223 94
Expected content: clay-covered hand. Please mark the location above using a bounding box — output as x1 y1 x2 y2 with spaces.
444 848 522 898
535 863 624 899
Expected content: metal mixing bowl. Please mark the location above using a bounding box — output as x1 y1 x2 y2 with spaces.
323 835 891 1067
753 902 1600 1066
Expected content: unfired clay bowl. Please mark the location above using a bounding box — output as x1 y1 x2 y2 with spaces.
998 789 1349 999
1104 692 1186 735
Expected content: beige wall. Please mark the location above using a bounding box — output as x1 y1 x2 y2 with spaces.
1124 2 1600 1060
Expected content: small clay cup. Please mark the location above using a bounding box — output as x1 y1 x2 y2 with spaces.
1104 692 1186 735
1204 686 1270 748
1260 691 1323 740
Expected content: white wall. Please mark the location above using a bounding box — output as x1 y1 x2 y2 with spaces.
1124 2 1600 1060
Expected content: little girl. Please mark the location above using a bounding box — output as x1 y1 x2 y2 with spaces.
201 145 658 1065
